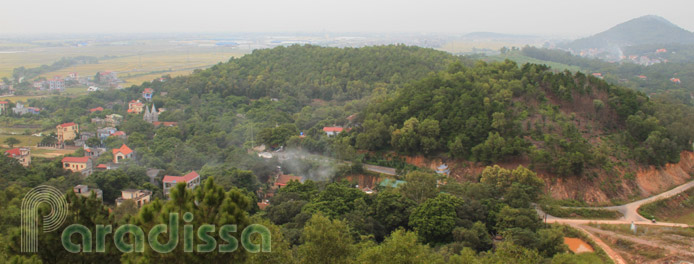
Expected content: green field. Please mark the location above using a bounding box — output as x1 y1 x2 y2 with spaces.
490 52 582 72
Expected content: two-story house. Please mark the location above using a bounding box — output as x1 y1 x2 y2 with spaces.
162 171 201 197
57 122 79 143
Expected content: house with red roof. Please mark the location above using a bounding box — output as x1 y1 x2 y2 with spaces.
111 131 126 139
162 171 201 197
323 126 344 136
273 174 305 190
671 77 682 84
0 101 7 115
90 107 104 113
57 122 79 143
142 88 154 101
127 100 145 114
153 121 178 127
61 156 93 176
112 144 133 163
5 147 31 167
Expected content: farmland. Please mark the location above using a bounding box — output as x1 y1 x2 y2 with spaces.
0 40 247 87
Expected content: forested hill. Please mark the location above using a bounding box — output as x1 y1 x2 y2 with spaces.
27 44 694 180
348 60 694 177
164 44 462 102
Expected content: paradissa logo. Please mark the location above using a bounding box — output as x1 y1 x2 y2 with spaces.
62 212 271 253
22 186 271 254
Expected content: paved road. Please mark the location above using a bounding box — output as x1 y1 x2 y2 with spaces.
537 179 694 264
604 179 694 222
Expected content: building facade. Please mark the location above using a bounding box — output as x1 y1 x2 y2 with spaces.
57 122 79 142
162 171 201 197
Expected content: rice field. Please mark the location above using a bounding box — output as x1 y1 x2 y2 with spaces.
0 42 247 88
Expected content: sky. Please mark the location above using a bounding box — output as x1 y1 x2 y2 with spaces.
1 0 693 37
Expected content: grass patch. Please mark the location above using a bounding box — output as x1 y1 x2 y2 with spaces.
638 187 694 224
541 204 622 219
0 134 43 148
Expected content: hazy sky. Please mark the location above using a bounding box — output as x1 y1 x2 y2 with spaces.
2 0 693 37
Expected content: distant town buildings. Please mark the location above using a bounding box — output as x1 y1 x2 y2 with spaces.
73 185 102 200
57 122 79 143
112 144 133 163
162 171 201 197
128 100 145 114
116 189 152 207
5 147 31 167
62 156 93 176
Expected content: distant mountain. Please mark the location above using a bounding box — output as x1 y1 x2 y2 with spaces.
563 15 694 51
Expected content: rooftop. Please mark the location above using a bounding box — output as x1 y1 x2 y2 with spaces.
112 144 133 155
163 171 200 183
323 126 344 133
58 122 77 128
275 174 304 186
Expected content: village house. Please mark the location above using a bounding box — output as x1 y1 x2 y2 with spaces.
57 122 79 143
12 102 40 115
61 156 93 176
112 144 133 163
0 101 7 115
5 147 31 167
116 189 152 207
142 88 154 101
323 126 344 136
162 171 201 197
73 185 103 200
128 100 145 114
105 114 123 127
91 117 106 126
87 86 99 92
111 131 127 140
90 107 104 113
48 77 65 91
97 127 118 139
671 77 682 84
67 72 78 80
273 174 305 190
84 146 106 158
33 81 45 89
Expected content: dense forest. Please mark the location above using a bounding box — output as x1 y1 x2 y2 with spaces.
2 44 693 263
